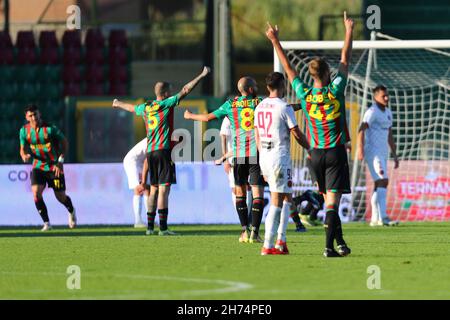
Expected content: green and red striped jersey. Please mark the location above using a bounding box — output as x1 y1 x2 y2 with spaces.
135 95 179 153
212 95 262 158
292 72 350 149
19 123 65 172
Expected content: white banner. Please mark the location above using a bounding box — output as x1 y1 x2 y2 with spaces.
0 163 242 226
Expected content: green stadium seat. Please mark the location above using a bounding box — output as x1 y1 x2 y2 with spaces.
16 65 41 82
0 82 18 101
17 82 39 102
0 66 16 82
39 82 63 100
40 65 62 82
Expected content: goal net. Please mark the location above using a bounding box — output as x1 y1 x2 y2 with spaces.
276 32 450 222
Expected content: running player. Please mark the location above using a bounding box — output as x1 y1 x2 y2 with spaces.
123 137 150 228
184 77 265 243
255 72 310 255
19 104 77 231
357 85 400 227
267 12 353 257
113 66 210 235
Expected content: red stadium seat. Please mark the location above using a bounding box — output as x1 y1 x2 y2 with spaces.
85 28 105 49
0 48 14 64
109 65 128 82
109 82 127 95
17 48 37 64
62 30 81 49
108 29 127 48
86 82 105 95
85 65 104 82
16 31 36 49
63 47 82 65
63 82 82 96
0 31 13 48
40 47 60 64
39 31 58 48
109 47 127 64
63 65 82 82
86 48 105 64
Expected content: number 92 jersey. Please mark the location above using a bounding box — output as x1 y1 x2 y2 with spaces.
292 72 350 149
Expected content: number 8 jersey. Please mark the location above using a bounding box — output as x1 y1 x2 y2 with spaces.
292 72 350 149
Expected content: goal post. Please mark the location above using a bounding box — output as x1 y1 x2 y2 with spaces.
274 33 450 222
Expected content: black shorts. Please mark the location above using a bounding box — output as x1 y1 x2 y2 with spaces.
147 149 176 186
31 168 66 191
232 156 264 186
308 145 351 194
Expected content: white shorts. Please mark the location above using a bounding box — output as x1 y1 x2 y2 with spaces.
259 156 293 194
124 160 150 189
366 155 388 181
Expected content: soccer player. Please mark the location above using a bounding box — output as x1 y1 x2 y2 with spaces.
19 104 77 231
293 190 324 227
184 77 265 243
357 85 400 227
267 11 353 257
254 72 310 255
123 137 150 228
217 117 253 227
113 66 210 235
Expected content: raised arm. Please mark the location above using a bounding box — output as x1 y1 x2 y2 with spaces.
266 22 297 84
177 66 211 101
112 99 135 113
388 128 399 169
184 110 217 122
338 11 354 77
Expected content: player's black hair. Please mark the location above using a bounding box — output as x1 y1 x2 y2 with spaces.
24 104 39 114
265 72 285 90
373 85 387 94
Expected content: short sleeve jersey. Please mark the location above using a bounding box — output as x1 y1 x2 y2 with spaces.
292 72 350 149
135 95 179 153
212 96 262 158
362 103 393 159
254 97 297 160
19 123 65 172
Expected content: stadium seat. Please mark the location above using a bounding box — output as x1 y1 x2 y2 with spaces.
17 82 39 101
40 47 60 64
109 47 128 64
39 82 62 100
41 65 62 82
108 29 127 48
63 47 82 65
0 82 18 101
85 64 105 82
85 28 105 49
39 31 58 48
0 66 16 82
86 48 105 64
16 65 40 81
86 82 105 95
109 65 128 82
109 82 127 95
63 65 82 82
62 30 82 49
0 32 14 64
16 31 36 49
64 82 82 96
17 47 37 64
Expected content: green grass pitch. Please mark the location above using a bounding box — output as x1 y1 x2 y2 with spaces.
1 222 449 299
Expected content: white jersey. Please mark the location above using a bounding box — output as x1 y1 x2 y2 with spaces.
363 104 393 159
123 138 148 189
255 97 297 193
255 97 297 161
219 117 233 165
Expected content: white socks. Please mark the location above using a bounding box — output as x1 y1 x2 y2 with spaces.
277 201 291 242
371 191 380 223
263 205 281 249
231 192 236 210
376 187 388 222
246 190 253 212
133 195 143 224
143 194 149 213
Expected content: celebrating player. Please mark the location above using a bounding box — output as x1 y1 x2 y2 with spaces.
19 104 77 231
255 72 310 255
184 77 265 244
123 137 150 228
113 66 210 235
267 11 353 257
357 85 400 227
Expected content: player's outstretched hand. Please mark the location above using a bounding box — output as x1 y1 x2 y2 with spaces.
21 153 31 163
266 22 279 42
54 163 63 178
343 11 354 31
112 98 119 108
201 66 211 77
184 110 192 120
